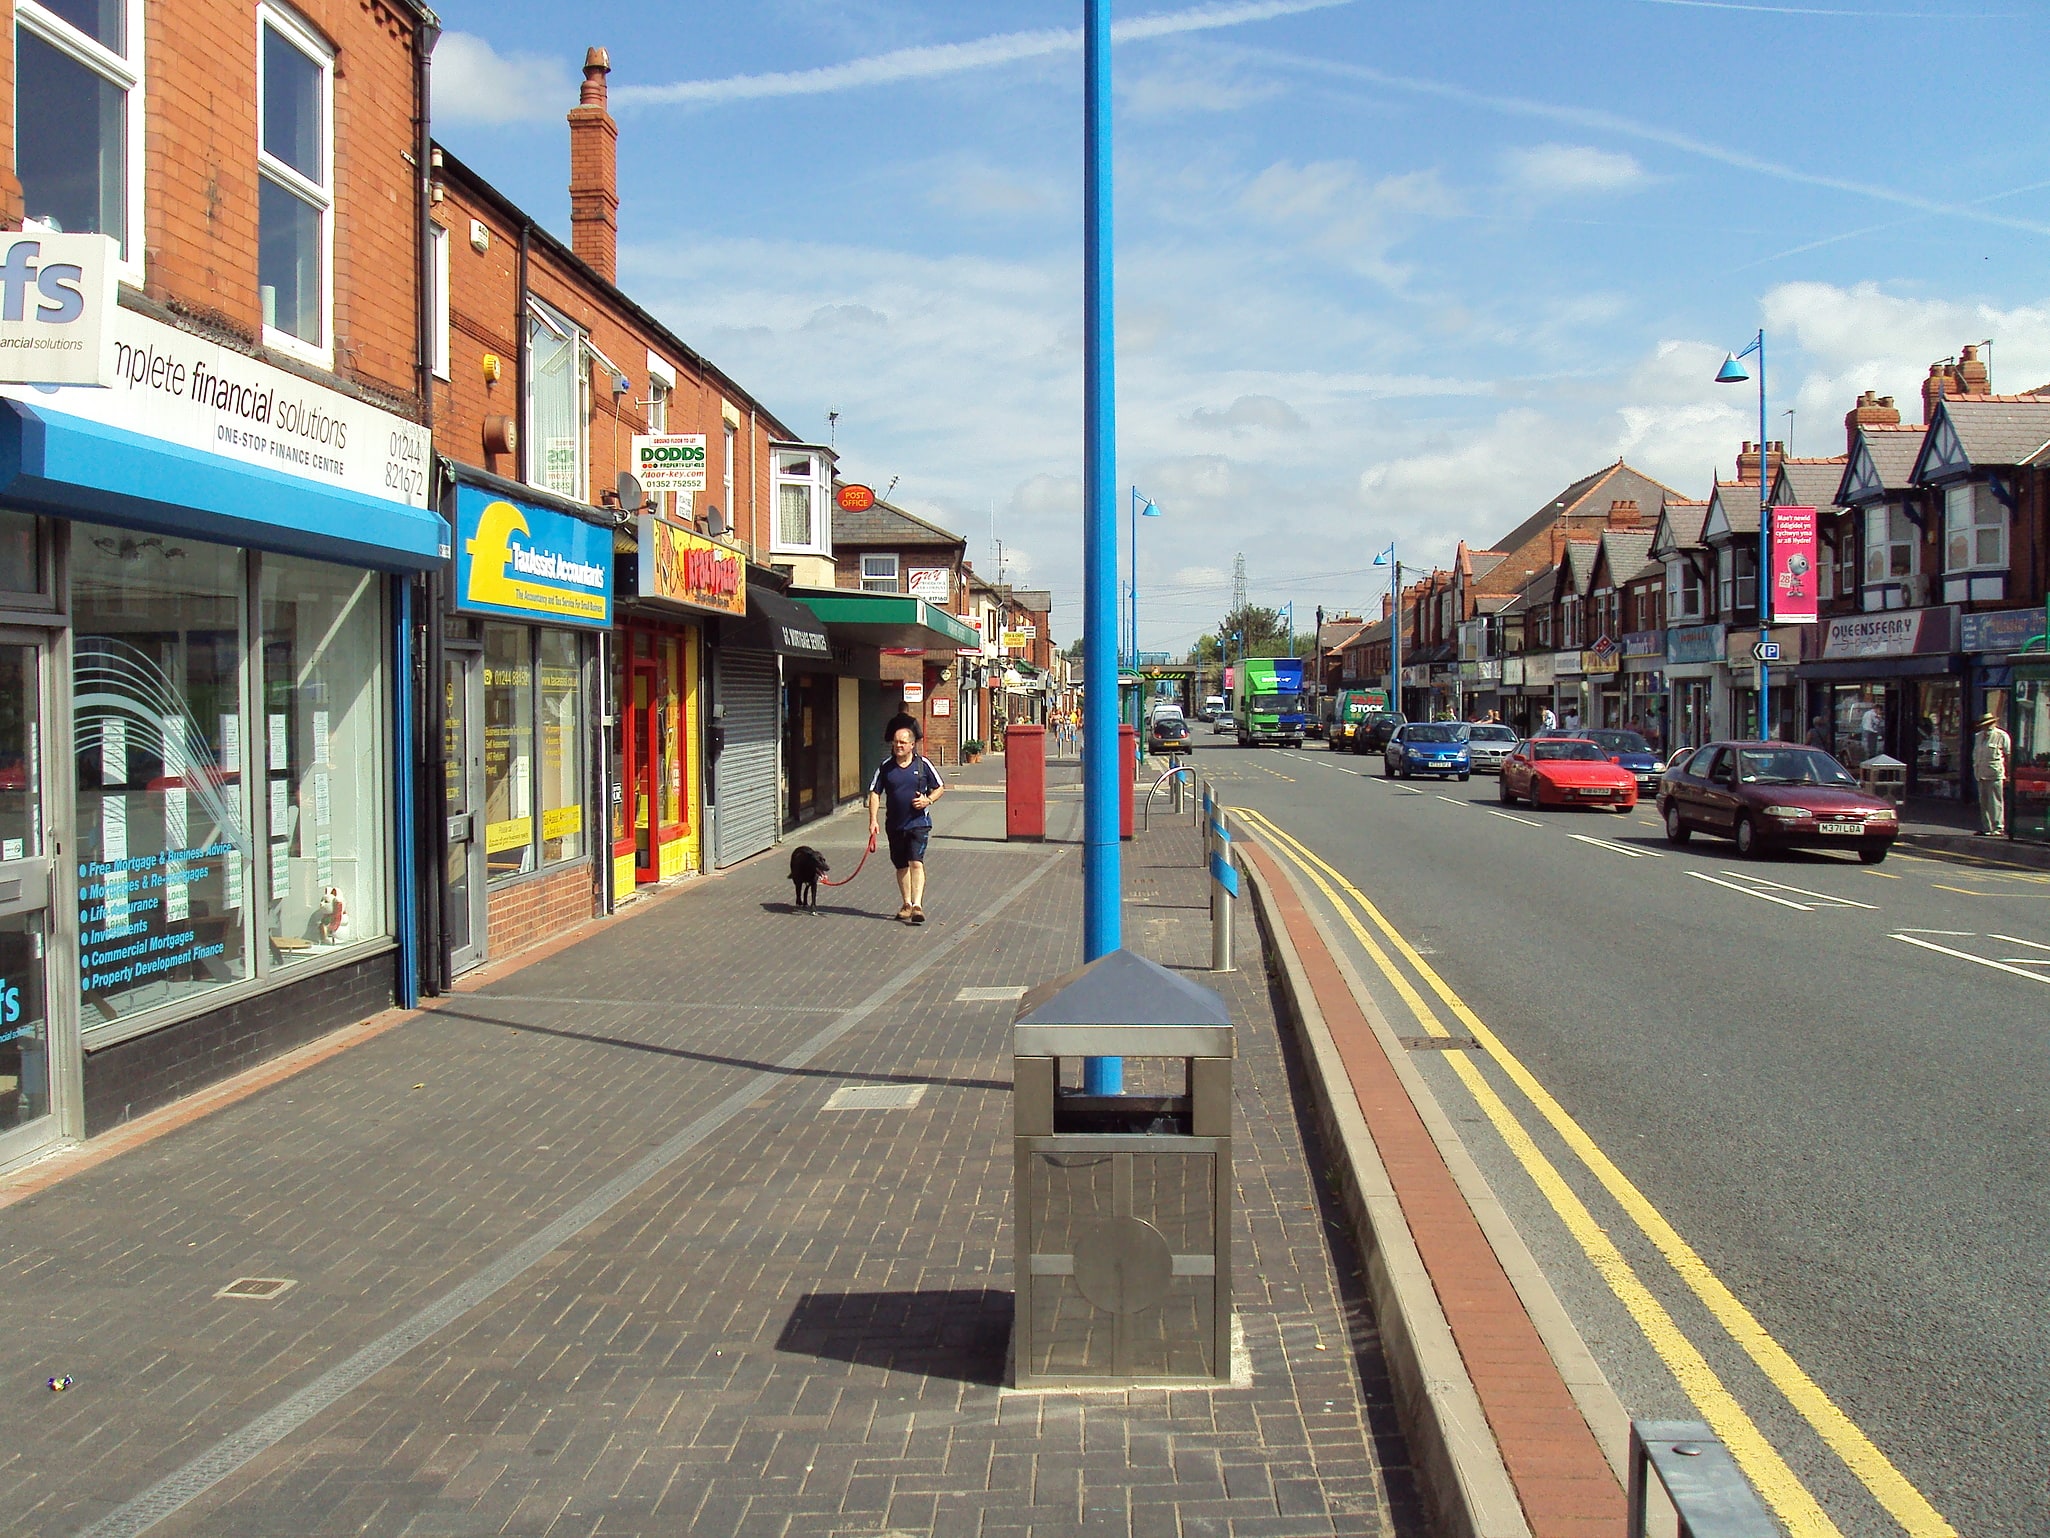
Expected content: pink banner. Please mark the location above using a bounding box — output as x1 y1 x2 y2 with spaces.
1770 506 1818 624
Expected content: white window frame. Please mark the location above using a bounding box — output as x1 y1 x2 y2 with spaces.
771 449 830 557
428 222 450 380
524 297 590 503
16 0 146 282
722 422 737 539
1943 482 2007 573
1862 504 1918 600
860 552 900 593
256 2 335 366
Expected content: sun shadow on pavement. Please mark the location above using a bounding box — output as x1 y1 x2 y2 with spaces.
775 1287 1012 1387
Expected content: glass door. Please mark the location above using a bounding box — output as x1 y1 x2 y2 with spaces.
443 650 486 974
632 658 660 883
0 637 56 1167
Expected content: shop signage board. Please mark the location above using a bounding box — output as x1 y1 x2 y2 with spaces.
1556 651 1583 677
0 231 118 386
0 301 434 508
1770 505 1819 623
1522 652 1555 686
636 515 746 617
907 567 950 602
1580 649 1620 676
1002 630 1030 648
1821 607 1955 659
903 680 926 704
931 695 951 716
1623 630 1662 657
836 483 875 512
456 485 613 627
958 617 984 659
1960 607 2047 655
631 433 708 493
1666 624 1724 665
1501 657 1524 686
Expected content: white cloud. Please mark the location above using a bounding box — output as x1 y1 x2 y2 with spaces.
1503 143 1652 197
1185 394 1308 433
1123 51 1285 118
434 32 572 125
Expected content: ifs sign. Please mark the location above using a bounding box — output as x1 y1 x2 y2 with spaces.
0 232 117 387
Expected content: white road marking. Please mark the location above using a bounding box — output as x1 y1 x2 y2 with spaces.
1479 806 1544 828
1999 957 2050 966
1896 928 1975 936
1991 933 2050 952
1893 933 2050 985
1436 796 1466 806
1570 833 1663 859
1716 872 1880 910
1394 785 1425 796
1687 871 1811 910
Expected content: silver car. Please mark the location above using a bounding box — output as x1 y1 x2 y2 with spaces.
1462 722 1520 773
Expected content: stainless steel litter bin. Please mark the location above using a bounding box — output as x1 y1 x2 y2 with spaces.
1011 949 1234 1388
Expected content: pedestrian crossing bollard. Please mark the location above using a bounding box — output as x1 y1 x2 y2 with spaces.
1207 787 1236 973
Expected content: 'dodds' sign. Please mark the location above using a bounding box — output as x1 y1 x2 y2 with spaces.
632 433 707 494
0 232 117 387
637 515 746 617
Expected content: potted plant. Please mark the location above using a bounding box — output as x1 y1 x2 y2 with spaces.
962 738 985 763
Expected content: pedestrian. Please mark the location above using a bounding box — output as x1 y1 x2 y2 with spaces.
868 713 947 924
1541 706 1558 731
1972 709 2011 837
1805 715 1831 752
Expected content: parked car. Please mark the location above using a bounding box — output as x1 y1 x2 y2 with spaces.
1147 712 1191 755
1539 727 1666 797
1463 722 1519 773
1383 722 1471 781
1499 738 1637 810
1656 741 1899 862
1212 711 1235 735
1351 712 1406 755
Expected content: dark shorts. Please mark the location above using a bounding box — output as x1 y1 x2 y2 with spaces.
887 827 930 869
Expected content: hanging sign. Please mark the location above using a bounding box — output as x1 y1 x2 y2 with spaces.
632 433 708 493
836 483 875 512
1770 506 1819 623
454 485 612 627
637 514 746 617
907 567 950 602
0 231 118 386
902 679 926 704
1001 630 1030 648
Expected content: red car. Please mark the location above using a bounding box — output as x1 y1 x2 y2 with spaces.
1499 738 1638 811
1656 740 1898 862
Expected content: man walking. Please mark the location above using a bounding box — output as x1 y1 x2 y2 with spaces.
1972 709 2011 837
869 714 946 923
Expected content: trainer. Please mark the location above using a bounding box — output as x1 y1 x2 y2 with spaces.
868 713 946 925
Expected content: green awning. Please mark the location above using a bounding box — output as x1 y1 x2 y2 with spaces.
791 588 980 650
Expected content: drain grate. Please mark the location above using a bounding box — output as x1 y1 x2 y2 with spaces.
956 985 1028 1003
823 1084 927 1112
1399 1036 1484 1052
215 1276 297 1301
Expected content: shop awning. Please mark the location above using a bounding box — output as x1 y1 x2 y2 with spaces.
792 588 980 650
0 399 449 572
735 586 832 659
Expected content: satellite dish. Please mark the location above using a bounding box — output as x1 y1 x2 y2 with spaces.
704 503 728 538
616 471 645 512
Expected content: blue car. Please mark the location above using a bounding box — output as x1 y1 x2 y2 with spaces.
1538 727 1667 796
1383 722 1471 781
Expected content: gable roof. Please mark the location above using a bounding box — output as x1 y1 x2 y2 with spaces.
1912 395 2050 484
1837 426 1923 506
1560 538 1600 596
1704 480 1763 541
1647 498 1708 559
1593 529 1657 589
1770 457 1848 515
832 496 968 550
1483 460 1684 569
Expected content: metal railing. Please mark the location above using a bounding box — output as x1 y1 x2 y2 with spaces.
1139 757 1194 830
1199 778 1237 972
1627 1421 1779 1538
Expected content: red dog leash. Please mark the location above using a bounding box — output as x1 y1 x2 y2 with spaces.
819 830 877 887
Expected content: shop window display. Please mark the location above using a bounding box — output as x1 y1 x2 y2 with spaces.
259 555 389 960
2011 678 2050 842
538 630 585 863
1910 679 1961 798
72 526 253 1025
483 623 536 881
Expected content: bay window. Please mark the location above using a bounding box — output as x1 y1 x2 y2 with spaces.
1666 559 1704 623
1862 505 1918 607
1943 483 2006 572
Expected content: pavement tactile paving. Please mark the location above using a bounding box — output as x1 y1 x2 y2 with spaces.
0 761 1419 1538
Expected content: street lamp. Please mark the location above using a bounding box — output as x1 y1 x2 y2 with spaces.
1129 487 1161 721
1373 543 1400 713
1715 334 1772 741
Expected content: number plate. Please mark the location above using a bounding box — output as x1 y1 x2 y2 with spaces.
1577 787 1607 797
1818 821 1861 835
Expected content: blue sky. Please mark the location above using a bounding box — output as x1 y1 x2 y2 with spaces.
433 0 2049 650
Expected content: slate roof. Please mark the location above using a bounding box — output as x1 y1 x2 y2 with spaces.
1318 619 1367 649
1771 458 1849 513
1482 460 1683 570
1650 498 1708 555
1846 426 1925 495
1706 480 1764 540
832 497 967 549
1925 396 2050 471
1560 539 1600 596
1596 529 1657 588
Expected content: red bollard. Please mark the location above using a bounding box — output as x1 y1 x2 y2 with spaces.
1119 724 1137 840
1006 724 1046 840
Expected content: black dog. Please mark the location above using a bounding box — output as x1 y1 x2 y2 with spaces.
789 846 828 909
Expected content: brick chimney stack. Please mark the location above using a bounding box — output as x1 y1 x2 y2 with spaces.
1958 341 1990 396
1736 440 1784 486
1606 498 1641 526
1844 389 1901 454
568 47 619 282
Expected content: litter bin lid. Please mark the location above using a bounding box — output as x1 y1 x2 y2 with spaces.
1013 948 1233 1058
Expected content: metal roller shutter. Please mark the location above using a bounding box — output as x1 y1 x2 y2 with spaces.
713 648 780 868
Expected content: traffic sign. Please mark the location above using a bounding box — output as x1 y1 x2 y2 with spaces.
1751 641 1781 662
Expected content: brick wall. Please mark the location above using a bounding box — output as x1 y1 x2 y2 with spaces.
83 953 397 1133
485 860 598 960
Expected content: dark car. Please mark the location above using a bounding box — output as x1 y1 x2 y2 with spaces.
1538 726 1667 796
1147 712 1192 755
1657 741 1899 862
1351 712 1406 754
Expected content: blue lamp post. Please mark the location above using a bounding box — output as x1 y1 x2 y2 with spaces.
1373 543 1401 709
1129 487 1161 720
1716 334 1772 740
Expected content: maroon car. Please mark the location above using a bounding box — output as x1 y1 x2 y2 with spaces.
1657 740 1899 863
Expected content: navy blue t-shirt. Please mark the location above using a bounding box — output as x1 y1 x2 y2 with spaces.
870 755 943 831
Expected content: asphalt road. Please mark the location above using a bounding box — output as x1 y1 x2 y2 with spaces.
1183 734 2047 1538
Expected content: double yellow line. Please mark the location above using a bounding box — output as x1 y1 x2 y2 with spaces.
1235 805 1955 1538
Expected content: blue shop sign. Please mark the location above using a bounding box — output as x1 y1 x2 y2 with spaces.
453 484 612 629
1666 624 1724 665
1960 607 2045 656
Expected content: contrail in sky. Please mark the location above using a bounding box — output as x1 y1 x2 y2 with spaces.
612 0 1350 109
1621 0 2012 16
1236 45 2050 237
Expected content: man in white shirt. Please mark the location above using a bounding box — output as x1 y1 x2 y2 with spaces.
1972 710 2011 837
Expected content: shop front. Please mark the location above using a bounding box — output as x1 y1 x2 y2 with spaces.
0 306 445 1159
2008 639 2050 844
791 589 980 774
1621 630 1665 746
1554 651 1585 725
1664 624 1722 751
1580 645 1622 726
444 474 610 973
1796 608 1960 793
1722 626 1807 746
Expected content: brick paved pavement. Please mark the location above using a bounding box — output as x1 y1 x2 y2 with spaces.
0 767 1420 1537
